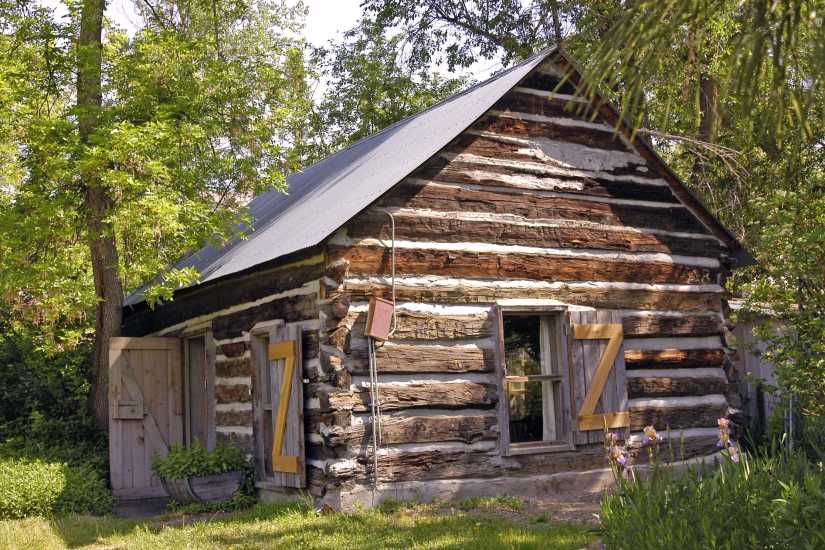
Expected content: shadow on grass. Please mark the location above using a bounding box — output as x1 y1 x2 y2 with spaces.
48 502 597 550
49 502 308 548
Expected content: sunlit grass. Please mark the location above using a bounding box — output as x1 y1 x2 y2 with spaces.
0 501 597 549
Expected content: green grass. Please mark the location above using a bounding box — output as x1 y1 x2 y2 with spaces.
0 501 597 549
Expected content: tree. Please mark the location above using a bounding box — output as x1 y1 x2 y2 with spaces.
363 0 566 70
310 19 468 157
0 0 314 427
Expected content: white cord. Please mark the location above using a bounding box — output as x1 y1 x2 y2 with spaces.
368 337 382 503
369 211 396 505
385 211 397 337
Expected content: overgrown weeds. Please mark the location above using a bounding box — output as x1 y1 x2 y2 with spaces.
600 447 825 549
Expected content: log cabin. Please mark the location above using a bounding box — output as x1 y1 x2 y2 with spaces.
113 46 753 509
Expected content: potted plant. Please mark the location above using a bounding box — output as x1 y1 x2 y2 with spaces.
152 441 248 504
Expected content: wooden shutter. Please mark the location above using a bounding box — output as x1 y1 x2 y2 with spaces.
109 337 183 500
266 323 305 488
570 311 629 445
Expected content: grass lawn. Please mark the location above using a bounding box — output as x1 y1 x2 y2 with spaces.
0 499 598 549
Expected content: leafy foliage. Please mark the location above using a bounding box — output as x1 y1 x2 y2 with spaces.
0 0 315 322
0 458 112 519
310 19 468 157
363 0 563 69
152 441 248 480
0 312 104 459
601 450 825 549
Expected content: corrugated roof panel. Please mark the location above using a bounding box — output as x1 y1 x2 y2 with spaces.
125 47 556 306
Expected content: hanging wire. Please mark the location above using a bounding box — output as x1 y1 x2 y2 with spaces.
385 210 397 336
368 210 396 505
368 337 383 504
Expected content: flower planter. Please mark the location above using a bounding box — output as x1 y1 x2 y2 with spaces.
161 471 244 504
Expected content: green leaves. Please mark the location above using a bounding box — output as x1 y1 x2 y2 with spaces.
152 440 249 480
0 0 314 331
310 18 468 158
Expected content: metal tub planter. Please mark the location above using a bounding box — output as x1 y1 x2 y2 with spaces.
161 471 244 504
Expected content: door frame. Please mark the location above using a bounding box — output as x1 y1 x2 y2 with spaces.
181 327 217 451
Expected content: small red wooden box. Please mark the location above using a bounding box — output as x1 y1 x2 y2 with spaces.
365 296 395 340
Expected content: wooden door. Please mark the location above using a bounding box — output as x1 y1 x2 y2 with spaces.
109 337 183 500
570 310 629 445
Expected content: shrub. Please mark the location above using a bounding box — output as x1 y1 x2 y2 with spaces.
152 441 248 480
0 321 94 443
0 456 112 519
600 450 825 549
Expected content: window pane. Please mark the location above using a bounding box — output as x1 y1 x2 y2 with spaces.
508 380 544 443
504 315 541 376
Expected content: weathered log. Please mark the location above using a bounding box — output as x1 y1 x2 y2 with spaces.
439 135 672 197
327 444 608 484
492 90 595 122
324 382 498 413
380 181 709 235
212 294 318 340
624 348 726 369
434 154 671 193
622 315 722 338
307 465 327 497
324 414 497 447
345 309 493 341
466 113 629 157
220 342 248 358
629 397 728 430
627 374 729 398
215 383 251 404
343 279 722 313
331 245 716 285
326 434 717 487
216 356 253 377
345 344 493 374
216 409 253 427
306 409 353 434
348 210 719 257
122 256 323 336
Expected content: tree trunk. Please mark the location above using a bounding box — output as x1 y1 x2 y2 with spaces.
689 73 720 189
548 0 563 43
697 74 720 143
77 0 122 430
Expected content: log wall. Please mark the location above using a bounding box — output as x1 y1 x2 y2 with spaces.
313 59 737 504
120 252 325 480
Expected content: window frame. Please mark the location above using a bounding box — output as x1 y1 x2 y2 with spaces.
494 304 575 456
249 320 284 481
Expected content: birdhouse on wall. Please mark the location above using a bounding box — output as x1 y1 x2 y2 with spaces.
365 296 394 340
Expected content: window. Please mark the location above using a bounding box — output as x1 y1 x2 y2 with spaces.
499 309 572 454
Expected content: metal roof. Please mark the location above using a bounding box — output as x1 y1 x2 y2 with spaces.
124 47 557 306
125 45 753 308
